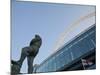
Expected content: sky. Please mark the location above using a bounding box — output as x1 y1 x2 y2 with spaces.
11 0 95 73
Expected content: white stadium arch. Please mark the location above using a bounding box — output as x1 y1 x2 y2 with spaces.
52 12 95 52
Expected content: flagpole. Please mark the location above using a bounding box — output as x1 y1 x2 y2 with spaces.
81 58 85 70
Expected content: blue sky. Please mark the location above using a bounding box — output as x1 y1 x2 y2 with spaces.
11 0 95 73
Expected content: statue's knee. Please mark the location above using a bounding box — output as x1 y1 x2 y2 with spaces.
22 47 28 53
28 62 33 67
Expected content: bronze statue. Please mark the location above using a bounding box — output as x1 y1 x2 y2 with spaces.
11 34 42 74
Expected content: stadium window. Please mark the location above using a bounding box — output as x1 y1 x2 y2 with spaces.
89 30 95 35
91 39 96 47
70 52 74 60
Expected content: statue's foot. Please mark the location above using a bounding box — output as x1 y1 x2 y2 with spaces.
11 60 21 67
11 60 21 74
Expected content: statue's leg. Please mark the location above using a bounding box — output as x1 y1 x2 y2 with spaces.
18 47 29 67
27 56 34 74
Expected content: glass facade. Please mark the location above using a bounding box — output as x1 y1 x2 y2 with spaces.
36 24 96 73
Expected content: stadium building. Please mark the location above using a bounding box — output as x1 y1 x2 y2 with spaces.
33 24 96 73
